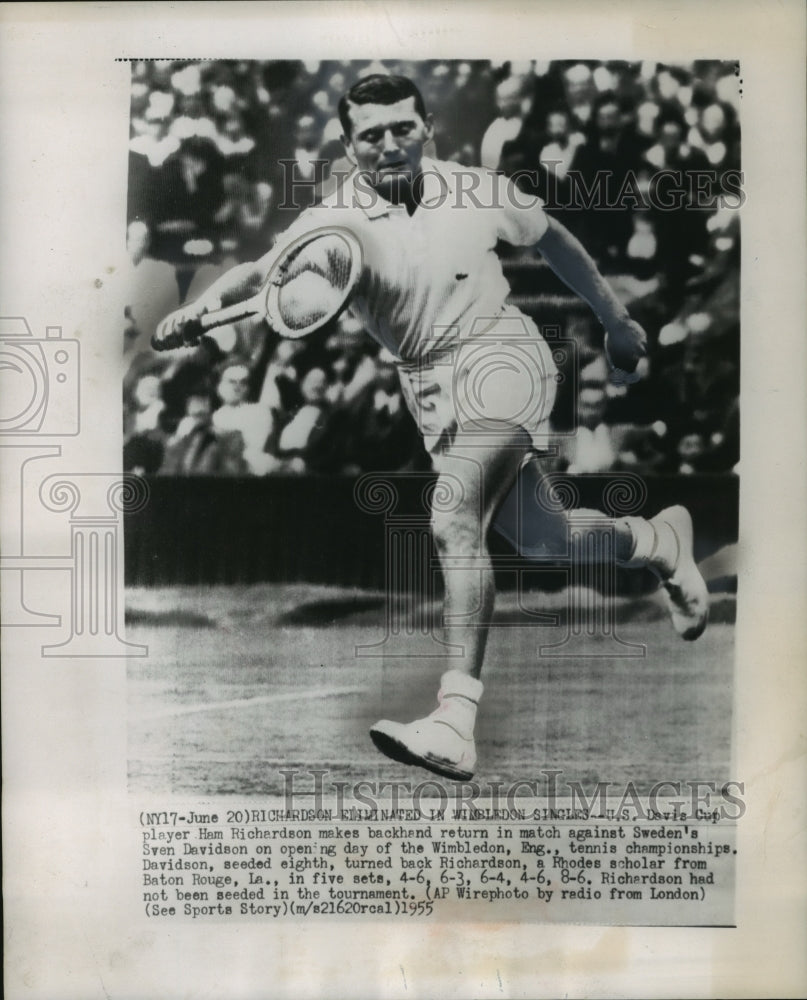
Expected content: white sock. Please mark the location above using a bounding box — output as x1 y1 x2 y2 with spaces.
619 516 679 577
432 670 483 740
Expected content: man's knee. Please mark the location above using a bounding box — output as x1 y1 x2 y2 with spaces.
432 507 484 556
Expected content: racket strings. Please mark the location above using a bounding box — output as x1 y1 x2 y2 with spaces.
276 233 357 332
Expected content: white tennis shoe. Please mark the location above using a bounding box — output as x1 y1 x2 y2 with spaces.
649 505 709 641
370 670 482 781
370 714 477 781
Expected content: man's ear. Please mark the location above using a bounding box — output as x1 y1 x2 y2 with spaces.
341 135 357 166
423 113 435 142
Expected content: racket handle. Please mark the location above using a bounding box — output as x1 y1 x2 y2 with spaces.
151 296 263 351
199 298 263 331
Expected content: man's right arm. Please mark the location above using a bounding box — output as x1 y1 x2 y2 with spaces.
154 211 317 348
153 256 271 348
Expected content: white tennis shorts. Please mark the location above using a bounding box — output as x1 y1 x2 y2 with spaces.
397 306 558 455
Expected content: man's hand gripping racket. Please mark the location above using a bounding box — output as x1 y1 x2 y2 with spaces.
152 227 363 351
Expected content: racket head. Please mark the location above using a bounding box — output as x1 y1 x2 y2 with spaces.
263 226 363 339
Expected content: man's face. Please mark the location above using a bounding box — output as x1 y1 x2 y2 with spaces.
596 102 621 137
186 395 212 426
343 96 433 200
546 112 569 141
218 365 250 406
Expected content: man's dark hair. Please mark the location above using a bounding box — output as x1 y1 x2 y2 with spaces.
338 74 427 139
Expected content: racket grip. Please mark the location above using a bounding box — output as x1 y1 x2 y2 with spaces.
199 301 262 330
151 300 263 351
151 319 205 352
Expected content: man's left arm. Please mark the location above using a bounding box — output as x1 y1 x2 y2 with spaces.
535 215 647 384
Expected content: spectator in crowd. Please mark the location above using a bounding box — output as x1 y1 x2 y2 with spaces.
500 106 584 227
690 102 734 169
643 109 712 304
324 324 380 407
213 359 279 475
480 76 527 170
277 366 332 472
215 111 257 163
159 391 248 476
623 215 659 281
129 100 181 166
539 108 585 182
214 173 274 260
259 338 306 415
339 360 425 473
559 355 620 473
126 371 166 437
285 114 326 210
557 354 666 474
149 137 225 260
123 370 170 475
567 90 648 263
561 62 597 131
168 64 218 142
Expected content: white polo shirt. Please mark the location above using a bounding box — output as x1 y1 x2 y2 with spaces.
274 157 549 363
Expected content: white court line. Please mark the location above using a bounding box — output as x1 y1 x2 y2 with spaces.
134 685 370 722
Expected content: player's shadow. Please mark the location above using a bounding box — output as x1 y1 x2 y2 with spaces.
277 595 387 626
125 608 216 628
277 591 736 629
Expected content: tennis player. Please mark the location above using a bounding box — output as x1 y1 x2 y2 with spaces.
155 74 709 781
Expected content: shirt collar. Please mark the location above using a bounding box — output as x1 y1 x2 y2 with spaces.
341 157 456 219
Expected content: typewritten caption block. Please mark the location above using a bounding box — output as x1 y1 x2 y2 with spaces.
138 799 737 926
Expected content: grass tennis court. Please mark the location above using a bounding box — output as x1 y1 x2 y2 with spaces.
127 582 734 797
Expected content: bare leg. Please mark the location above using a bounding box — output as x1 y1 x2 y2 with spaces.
430 426 533 679
369 425 532 780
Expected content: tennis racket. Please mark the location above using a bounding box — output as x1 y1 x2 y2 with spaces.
152 226 363 350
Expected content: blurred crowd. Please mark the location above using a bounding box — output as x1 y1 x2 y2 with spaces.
124 58 740 479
